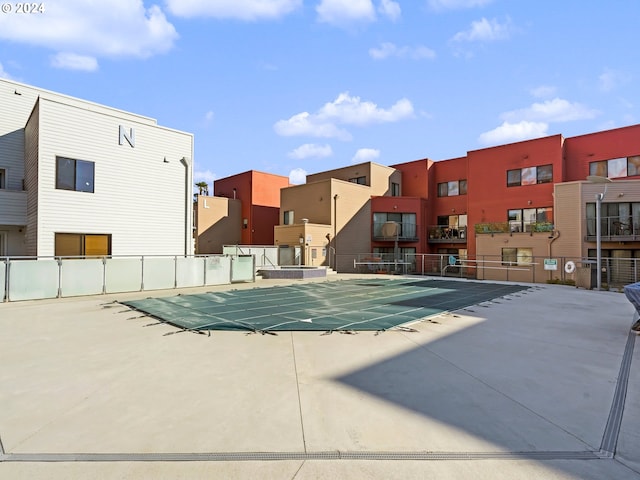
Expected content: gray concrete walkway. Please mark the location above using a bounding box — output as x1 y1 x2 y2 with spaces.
0 274 638 479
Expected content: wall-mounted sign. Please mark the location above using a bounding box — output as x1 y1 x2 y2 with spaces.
119 125 135 147
544 258 558 270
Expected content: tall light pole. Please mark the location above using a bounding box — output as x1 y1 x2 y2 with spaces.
587 175 612 290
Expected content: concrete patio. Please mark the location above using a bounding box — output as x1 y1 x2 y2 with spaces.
0 274 638 479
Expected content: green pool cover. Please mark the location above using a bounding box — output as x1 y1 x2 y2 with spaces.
122 278 530 333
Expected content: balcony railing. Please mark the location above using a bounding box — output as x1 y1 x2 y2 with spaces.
474 222 554 234
372 222 419 241
585 216 640 242
428 225 467 243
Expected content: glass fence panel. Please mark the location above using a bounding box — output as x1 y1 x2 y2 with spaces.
222 246 238 256
143 257 176 291
105 258 142 294
0 261 6 301
231 255 255 282
9 259 59 301
205 255 231 286
60 259 104 297
264 248 278 268
176 257 205 288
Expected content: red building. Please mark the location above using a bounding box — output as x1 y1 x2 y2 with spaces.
214 170 290 246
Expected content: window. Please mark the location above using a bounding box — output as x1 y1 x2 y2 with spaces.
537 164 553 183
373 212 417 238
586 201 640 237
507 169 521 187
391 182 400 196
55 233 111 257
502 247 533 266
590 156 640 179
507 165 553 187
283 210 294 225
349 176 366 185
56 157 95 193
0 168 5 189
508 207 553 232
437 179 467 197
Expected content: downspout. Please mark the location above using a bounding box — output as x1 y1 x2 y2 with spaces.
181 156 192 256
548 230 560 280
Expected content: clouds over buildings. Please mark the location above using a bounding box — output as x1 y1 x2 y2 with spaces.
451 17 513 43
352 148 380 163
166 0 302 20
479 94 600 145
0 0 177 70
428 0 493 10
288 143 334 159
316 0 401 27
369 42 436 60
274 92 414 140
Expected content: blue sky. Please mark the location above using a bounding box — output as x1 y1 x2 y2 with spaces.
0 1 638 188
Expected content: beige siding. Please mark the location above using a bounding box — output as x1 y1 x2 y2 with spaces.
24 100 39 255
280 180 333 225
553 182 583 258
34 98 193 256
195 196 241 254
475 233 556 282
305 161 400 197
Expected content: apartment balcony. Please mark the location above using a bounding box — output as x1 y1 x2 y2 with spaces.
474 222 554 235
585 216 640 242
372 222 419 242
428 225 467 243
0 189 27 225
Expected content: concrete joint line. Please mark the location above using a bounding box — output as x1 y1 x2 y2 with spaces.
600 327 636 456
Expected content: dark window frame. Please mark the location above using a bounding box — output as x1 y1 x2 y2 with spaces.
56 156 95 193
507 165 553 187
437 179 467 197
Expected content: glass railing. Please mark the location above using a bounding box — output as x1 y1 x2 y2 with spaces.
586 216 639 239
427 225 468 241
372 222 419 241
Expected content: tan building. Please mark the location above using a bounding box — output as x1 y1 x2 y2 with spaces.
194 195 242 254
274 162 402 271
474 179 640 287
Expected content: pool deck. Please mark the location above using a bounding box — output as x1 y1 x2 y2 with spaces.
1 274 639 479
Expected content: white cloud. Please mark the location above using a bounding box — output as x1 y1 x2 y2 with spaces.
369 42 436 60
429 0 493 9
0 1 177 69
316 0 376 26
288 143 333 159
166 0 301 20
50 52 98 72
274 92 414 140
319 92 414 125
501 98 599 123
0 62 12 79
451 17 512 42
194 169 217 185
352 148 380 163
378 0 401 21
274 112 353 140
205 110 214 122
599 68 631 93
478 121 548 146
530 85 557 98
289 168 308 184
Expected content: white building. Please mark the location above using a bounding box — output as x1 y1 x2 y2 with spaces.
0 78 194 257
